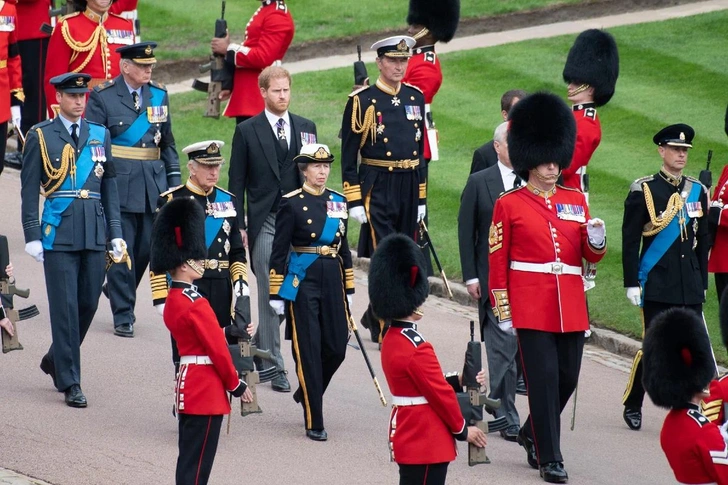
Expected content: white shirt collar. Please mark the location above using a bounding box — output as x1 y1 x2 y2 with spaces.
264 109 290 129
124 80 142 97
497 160 517 188
57 113 81 134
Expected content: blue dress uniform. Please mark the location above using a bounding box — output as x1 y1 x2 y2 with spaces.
85 42 181 336
20 73 122 403
269 145 355 439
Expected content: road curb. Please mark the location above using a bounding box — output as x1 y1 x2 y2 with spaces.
0 469 52 485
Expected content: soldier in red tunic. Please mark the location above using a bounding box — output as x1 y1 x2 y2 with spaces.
489 92 607 483
561 29 619 196
642 307 728 485
0 0 23 175
211 0 294 124
700 281 728 424
150 196 252 485
370 233 486 485
43 0 134 117
709 164 728 302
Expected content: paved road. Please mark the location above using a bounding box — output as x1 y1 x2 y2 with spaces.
0 167 675 484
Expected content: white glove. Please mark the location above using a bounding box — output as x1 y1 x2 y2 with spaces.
720 420 728 444
234 281 250 298
10 106 21 130
347 295 353 309
587 218 606 247
269 299 285 315
497 319 516 336
349 206 368 224
417 205 426 222
111 238 126 259
25 240 44 262
155 303 165 316
626 287 641 306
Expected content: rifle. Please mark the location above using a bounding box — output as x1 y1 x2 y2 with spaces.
348 316 387 406
700 150 713 190
0 236 40 353
192 1 232 118
418 220 453 299
353 45 368 87
40 1 78 35
461 320 508 465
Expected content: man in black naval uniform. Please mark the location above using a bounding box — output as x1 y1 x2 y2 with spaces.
20 72 124 407
621 123 709 430
341 35 426 343
86 41 181 338
150 140 249 372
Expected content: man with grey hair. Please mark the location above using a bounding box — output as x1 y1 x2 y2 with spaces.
458 121 521 441
86 41 181 339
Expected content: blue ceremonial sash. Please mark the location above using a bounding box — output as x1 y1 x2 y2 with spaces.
278 192 345 301
111 85 165 148
637 180 701 307
41 123 106 249
205 189 231 249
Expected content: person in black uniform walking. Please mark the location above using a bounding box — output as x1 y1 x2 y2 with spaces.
149 140 250 374
269 143 354 441
621 123 709 431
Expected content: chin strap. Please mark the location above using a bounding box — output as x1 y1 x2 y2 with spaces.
412 27 429 41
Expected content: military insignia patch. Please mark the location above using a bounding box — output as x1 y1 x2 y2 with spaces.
402 328 425 347
182 288 202 302
224 239 231 254
88 139 102 146
424 51 436 64
585 107 597 120
488 222 503 253
94 163 105 178
222 219 231 236
687 409 710 427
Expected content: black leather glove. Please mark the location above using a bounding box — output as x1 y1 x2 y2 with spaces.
230 379 248 398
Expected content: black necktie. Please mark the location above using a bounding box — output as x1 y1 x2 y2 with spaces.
132 91 140 112
512 171 523 188
276 118 287 151
71 123 79 146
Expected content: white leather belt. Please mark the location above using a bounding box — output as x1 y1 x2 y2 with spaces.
180 355 212 365
510 261 582 276
391 395 428 406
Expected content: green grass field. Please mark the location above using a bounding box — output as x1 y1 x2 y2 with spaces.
139 0 584 61
169 10 728 359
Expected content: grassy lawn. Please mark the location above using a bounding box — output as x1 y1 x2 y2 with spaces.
169 10 728 359
139 0 585 61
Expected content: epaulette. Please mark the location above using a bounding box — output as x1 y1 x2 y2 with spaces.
557 184 584 193
687 408 710 427
401 328 425 347
283 188 302 198
402 82 423 94
182 287 202 302
149 80 167 91
630 175 654 192
95 79 115 92
497 185 525 200
32 119 54 130
348 85 370 98
685 175 709 192
327 188 346 200
424 51 436 64
59 12 81 22
584 107 597 120
159 185 183 198
215 185 235 198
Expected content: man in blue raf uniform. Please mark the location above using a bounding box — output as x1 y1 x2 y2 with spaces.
20 72 125 407
621 123 709 431
341 35 426 343
86 41 181 338
150 140 250 373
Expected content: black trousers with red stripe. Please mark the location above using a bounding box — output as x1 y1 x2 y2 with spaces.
398 462 449 485
518 329 584 465
176 414 223 485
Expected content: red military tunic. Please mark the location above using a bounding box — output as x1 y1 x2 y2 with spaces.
43 10 133 116
165 283 241 416
109 0 137 14
403 45 441 161
223 0 294 118
709 165 728 273
488 185 606 333
0 0 23 124
381 322 466 465
661 404 728 485
15 0 50 41
703 375 728 424
561 103 601 191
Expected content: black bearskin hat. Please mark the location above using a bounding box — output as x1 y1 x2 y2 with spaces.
368 234 429 320
406 0 460 43
562 29 619 106
72 0 117 10
507 91 576 178
149 197 207 274
642 308 715 409
720 286 728 349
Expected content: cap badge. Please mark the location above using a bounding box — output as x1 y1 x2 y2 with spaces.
679 132 685 141
76 77 84 86
144 45 152 55
207 143 220 154
314 147 329 159
396 39 407 52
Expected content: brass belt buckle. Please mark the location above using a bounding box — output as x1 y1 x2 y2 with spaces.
319 245 331 256
550 263 563 275
79 189 89 199
401 160 411 169
207 259 219 270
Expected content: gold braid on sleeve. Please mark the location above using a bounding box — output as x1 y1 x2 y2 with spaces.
61 21 108 75
37 128 74 197
642 182 684 236
350 95 376 149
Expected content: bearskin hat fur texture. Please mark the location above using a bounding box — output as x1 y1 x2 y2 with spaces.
720 287 728 349
406 0 460 43
149 197 207 274
562 29 619 107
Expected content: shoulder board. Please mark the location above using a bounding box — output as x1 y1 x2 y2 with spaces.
283 188 302 198
402 82 423 94
32 119 54 130
401 328 426 347
182 287 202 302
327 188 346 200
687 408 711 427
214 185 235 197
497 185 525 200
348 85 370 98
584 107 597 120
159 185 183 198
276 0 288 12
59 12 81 22
95 79 115 92
149 80 167 91
424 51 436 64
629 175 654 192
685 175 709 192
557 184 583 194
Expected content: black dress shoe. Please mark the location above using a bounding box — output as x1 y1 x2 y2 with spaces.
516 377 528 395
40 355 58 389
500 424 520 442
101 283 109 299
64 385 87 408
306 429 327 441
271 371 291 392
293 388 302 404
623 407 642 430
517 427 539 469
540 462 568 483
114 323 134 338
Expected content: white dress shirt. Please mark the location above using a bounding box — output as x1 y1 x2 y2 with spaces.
264 109 291 150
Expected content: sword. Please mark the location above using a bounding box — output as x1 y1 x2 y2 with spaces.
348 316 387 406
418 220 453 299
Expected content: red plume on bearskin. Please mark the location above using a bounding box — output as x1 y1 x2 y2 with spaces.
406 0 460 43
150 197 207 274
562 29 619 106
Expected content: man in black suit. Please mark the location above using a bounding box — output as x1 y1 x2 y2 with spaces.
228 66 317 392
458 122 521 440
470 89 526 174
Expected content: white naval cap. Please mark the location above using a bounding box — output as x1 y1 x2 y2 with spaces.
182 140 225 165
371 36 416 58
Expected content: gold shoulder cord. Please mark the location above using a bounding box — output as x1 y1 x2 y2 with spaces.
642 182 684 237
61 20 109 74
36 128 75 197
350 95 376 149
